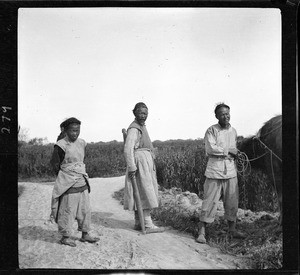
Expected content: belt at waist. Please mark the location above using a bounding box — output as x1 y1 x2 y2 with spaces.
135 148 151 152
64 184 88 195
209 155 233 160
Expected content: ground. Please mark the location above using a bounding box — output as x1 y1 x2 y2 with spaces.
18 176 250 270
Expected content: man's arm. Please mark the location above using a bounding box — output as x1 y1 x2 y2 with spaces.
50 145 65 175
124 128 139 178
204 127 228 156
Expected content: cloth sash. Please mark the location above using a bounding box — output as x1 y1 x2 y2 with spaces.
50 162 90 222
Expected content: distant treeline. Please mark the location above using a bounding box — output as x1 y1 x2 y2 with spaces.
18 138 277 212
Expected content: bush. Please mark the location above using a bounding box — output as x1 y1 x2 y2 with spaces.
18 141 126 180
154 139 206 197
18 143 55 179
250 239 283 269
85 142 126 178
238 170 278 212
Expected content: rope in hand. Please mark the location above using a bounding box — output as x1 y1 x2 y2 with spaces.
235 150 251 215
235 150 251 177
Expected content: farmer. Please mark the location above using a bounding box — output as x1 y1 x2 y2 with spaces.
50 117 99 247
196 103 246 244
123 102 164 232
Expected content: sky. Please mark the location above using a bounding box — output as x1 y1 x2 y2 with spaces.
18 8 282 143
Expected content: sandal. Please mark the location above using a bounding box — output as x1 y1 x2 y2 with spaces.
60 237 76 247
145 224 165 233
196 234 206 244
80 234 100 243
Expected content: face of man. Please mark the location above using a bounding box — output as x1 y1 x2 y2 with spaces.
135 107 148 125
216 107 230 128
66 123 80 142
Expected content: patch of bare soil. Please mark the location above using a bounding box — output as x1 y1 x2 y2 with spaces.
18 176 249 270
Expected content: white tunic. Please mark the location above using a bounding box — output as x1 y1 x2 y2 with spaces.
204 123 238 179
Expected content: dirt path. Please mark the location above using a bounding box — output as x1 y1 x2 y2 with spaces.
18 176 247 269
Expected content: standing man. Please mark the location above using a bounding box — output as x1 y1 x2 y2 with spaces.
196 103 246 244
123 102 164 232
50 117 99 247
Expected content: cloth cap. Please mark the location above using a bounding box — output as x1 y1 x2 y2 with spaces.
133 102 148 114
60 117 81 130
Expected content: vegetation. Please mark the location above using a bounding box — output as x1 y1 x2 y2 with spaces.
18 143 56 180
154 139 207 197
18 137 278 212
85 141 126 178
18 140 126 181
153 139 278 212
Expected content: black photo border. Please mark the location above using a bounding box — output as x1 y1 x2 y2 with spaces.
0 0 298 274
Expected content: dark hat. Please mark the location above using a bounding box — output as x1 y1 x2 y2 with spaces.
133 102 148 114
60 117 81 130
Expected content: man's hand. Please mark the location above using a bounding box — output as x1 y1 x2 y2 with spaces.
228 147 238 157
128 170 136 179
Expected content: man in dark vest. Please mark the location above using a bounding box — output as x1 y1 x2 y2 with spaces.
123 102 164 232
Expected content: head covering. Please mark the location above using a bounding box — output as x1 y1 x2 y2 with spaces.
60 117 81 130
56 131 66 142
132 102 148 115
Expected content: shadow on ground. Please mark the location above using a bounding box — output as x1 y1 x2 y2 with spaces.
91 212 137 233
19 226 60 244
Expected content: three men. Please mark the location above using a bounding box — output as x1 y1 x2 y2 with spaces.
50 102 244 245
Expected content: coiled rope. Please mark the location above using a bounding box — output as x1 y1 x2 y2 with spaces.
235 150 251 213
236 150 252 177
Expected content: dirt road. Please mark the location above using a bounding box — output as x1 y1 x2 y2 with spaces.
18 176 247 269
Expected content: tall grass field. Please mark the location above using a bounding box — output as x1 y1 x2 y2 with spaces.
18 138 277 212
